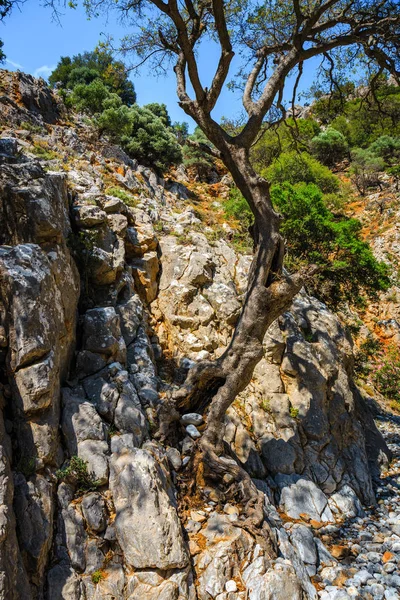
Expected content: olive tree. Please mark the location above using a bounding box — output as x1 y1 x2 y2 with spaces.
51 0 400 522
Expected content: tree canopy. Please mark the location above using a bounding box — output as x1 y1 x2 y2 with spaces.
49 47 136 105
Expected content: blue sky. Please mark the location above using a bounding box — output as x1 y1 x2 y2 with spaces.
1 0 317 129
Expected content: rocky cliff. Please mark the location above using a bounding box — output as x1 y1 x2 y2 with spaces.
0 69 398 600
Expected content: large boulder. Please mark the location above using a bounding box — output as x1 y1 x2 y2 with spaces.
109 444 188 570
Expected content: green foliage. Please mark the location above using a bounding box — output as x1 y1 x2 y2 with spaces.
350 148 385 195
20 121 45 134
105 186 138 207
270 182 390 307
56 456 100 494
49 47 136 105
312 80 400 148
369 135 400 163
0 39 5 63
354 335 383 377
182 127 215 181
69 78 112 114
16 457 36 478
120 105 182 173
289 406 299 418
260 398 271 412
310 128 349 166
172 121 189 144
97 105 134 139
265 151 339 193
387 165 400 189
145 102 171 127
91 570 105 585
312 82 356 123
374 346 400 404
224 187 253 227
31 142 58 160
251 118 321 171
223 187 253 252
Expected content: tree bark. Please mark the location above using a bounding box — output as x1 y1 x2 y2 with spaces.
174 145 305 456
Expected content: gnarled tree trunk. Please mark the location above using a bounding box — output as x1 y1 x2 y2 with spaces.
173 144 306 499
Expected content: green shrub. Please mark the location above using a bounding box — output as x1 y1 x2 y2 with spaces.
56 456 100 494
97 105 134 139
183 127 215 181
105 186 138 206
32 143 58 160
270 182 390 307
145 102 171 127
310 128 349 166
387 165 400 189
374 345 400 404
369 135 400 163
265 151 339 193
121 105 182 173
70 79 111 114
224 187 253 227
251 117 321 171
172 121 189 144
354 336 383 377
223 187 254 252
49 47 136 106
350 148 385 195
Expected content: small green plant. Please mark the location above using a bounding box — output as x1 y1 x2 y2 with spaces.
289 406 299 418
350 148 385 195
261 398 271 413
16 457 36 478
20 121 44 134
354 336 383 377
374 345 400 404
303 330 314 343
107 424 118 437
91 570 105 585
31 143 58 160
56 456 100 494
105 186 138 207
153 221 164 233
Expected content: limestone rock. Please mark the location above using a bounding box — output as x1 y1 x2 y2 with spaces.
47 564 81 600
14 473 53 590
276 474 334 522
73 205 107 228
131 251 160 303
81 492 107 532
109 446 188 569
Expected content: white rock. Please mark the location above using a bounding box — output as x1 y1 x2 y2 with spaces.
186 424 201 439
181 413 203 426
225 580 237 592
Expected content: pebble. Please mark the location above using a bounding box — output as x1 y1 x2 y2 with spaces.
186 424 201 439
225 580 237 592
181 412 204 426
317 416 400 600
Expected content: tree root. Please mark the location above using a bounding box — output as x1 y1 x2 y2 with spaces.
188 437 277 557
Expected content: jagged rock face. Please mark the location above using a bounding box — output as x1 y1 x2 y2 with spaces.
0 69 64 125
0 72 394 600
0 162 80 597
154 220 381 509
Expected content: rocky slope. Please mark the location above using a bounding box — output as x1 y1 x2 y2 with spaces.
0 69 398 600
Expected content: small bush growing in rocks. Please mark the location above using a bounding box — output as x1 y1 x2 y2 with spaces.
56 456 100 494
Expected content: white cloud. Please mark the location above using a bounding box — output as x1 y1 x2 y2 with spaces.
6 58 23 70
33 65 56 80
